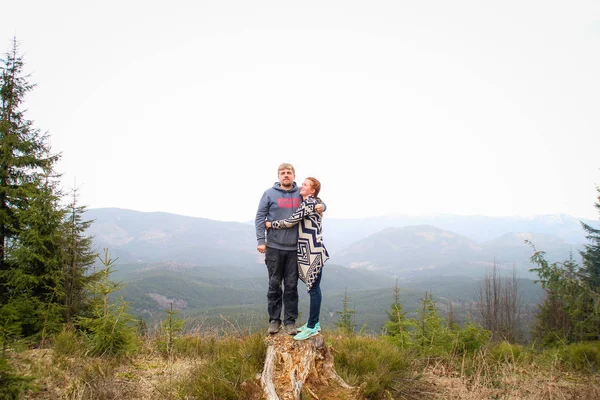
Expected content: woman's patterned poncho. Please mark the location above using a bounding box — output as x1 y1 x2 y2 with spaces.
271 196 329 292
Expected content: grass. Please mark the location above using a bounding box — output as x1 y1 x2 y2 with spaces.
409 340 600 400
326 332 600 399
328 333 412 399
8 326 267 400
4 328 600 399
559 341 600 371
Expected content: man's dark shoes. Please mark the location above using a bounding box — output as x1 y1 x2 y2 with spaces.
284 322 297 335
268 321 281 334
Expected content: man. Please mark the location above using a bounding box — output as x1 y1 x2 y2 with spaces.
255 163 324 335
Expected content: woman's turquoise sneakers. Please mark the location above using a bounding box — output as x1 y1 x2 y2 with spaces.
293 326 319 341
296 322 321 333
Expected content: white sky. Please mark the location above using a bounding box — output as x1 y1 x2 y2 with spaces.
3 1 600 222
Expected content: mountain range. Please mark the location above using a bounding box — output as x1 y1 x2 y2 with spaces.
85 208 594 279
334 225 577 279
83 208 597 330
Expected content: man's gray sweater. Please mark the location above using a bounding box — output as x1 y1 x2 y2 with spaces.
255 182 301 251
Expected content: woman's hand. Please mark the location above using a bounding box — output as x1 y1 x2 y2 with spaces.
265 221 272 229
315 204 324 214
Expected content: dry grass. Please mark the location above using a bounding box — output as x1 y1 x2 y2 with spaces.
418 364 600 399
7 334 600 400
10 346 198 399
9 326 266 400
402 352 600 400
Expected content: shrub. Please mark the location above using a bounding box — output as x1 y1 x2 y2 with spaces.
0 357 34 400
331 335 410 399
52 327 83 357
559 341 600 371
179 332 266 399
489 341 530 364
79 301 139 357
454 320 491 354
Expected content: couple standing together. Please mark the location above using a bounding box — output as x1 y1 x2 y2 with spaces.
255 163 329 341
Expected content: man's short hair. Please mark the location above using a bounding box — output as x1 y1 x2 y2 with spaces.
278 163 295 174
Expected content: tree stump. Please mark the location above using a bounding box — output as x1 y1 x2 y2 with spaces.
260 331 363 400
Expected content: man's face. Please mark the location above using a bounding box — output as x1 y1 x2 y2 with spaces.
278 169 295 189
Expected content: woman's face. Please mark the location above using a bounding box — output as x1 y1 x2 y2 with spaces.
300 179 315 197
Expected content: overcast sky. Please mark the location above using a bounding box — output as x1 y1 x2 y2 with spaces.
3 1 599 222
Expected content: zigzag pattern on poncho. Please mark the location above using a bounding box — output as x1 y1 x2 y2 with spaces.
271 196 329 292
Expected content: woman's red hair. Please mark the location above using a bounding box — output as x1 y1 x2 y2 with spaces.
305 177 321 198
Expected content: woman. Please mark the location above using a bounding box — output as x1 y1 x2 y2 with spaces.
265 177 329 340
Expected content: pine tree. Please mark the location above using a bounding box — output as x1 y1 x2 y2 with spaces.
384 279 414 348
529 244 600 343
414 292 453 355
160 303 185 360
62 187 97 325
78 249 138 356
0 39 65 342
335 288 356 335
580 186 600 291
6 176 66 338
0 38 60 294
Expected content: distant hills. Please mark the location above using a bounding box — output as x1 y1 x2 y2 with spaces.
85 208 595 279
334 225 578 279
83 208 597 330
85 208 256 267
323 213 593 253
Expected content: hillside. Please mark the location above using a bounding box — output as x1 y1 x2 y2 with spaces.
85 208 589 274
115 262 403 329
85 208 257 265
84 208 581 331
323 213 597 252
335 225 483 272
334 225 578 279
113 261 545 335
